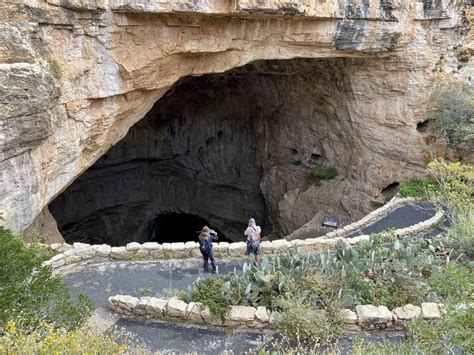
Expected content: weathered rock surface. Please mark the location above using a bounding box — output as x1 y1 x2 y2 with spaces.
392 304 421 320
0 0 471 244
356 305 393 325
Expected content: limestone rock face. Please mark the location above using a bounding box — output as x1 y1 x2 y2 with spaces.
0 0 471 242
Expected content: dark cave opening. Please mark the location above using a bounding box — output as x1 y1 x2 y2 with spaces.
49 58 369 246
141 212 230 244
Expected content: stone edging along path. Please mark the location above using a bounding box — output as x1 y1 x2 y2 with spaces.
43 197 444 271
287 196 427 240
107 295 444 332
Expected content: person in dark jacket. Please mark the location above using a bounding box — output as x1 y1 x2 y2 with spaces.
198 226 218 273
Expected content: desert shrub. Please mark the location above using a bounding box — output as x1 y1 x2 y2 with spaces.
445 210 474 262
308 164 338 185
184 277 228 319
398 177 440 198
427 83 474 148
274 296 344 351
423 263 474 304
0 227 93 332
427 159 474 216
0 320 146 354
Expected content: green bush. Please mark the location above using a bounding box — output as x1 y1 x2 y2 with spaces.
184 277 228 319
0 320 147 354
275 297 343 349
423 263 474 304
398 177 440 198
0 227 93 332
308 165 338 185
427 160 474 216
427 83 474 148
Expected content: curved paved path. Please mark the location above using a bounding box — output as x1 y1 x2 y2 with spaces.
63 203 437 353
347 202 436 237
63 259 407 353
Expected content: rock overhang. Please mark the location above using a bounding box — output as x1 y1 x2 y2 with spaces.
0 0 470 239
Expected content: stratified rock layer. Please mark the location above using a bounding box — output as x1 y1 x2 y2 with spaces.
0 0 472 242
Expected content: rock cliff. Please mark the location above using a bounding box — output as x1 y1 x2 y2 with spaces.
0 0 472 243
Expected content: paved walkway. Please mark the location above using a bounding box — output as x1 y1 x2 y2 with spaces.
347 202 436 237
63 259 407 353
62 202 438 353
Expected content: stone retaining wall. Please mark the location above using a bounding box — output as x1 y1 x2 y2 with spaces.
43 198 444 271
108 295 444 331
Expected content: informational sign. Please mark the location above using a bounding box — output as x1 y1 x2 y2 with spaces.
323 216 338 228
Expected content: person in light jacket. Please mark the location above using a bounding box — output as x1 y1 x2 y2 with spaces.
244 218 262 261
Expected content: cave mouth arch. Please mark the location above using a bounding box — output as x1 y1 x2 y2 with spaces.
140 212 230 244
49 57 386 247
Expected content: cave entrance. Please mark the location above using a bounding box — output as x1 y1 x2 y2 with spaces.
141 212 229 244
49 57 378 246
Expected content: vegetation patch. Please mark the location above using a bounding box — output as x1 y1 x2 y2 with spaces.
0 227 93 333
47 59 63 80
307 164 338 185
427 82 474 148
398 177 440 198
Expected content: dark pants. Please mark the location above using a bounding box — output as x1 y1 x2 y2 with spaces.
202 252 216 273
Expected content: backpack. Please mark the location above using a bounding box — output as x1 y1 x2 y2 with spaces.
199 237 212 255
249 227 261 247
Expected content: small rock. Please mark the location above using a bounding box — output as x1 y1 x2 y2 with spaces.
393 304 421 320
120 295 139 311
73 242 91 249
136 297 151 315
342 309 358 324
147 298 168 316
142 242 160 250
421 303 441 319
186 302 204 324
92 244 111 257
126 242 141 251
356 305 392 325
170 242 186 258
167 297 188 319
226 305 256 322
201 307 223 326
111 246 134 260
255 306 270 323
